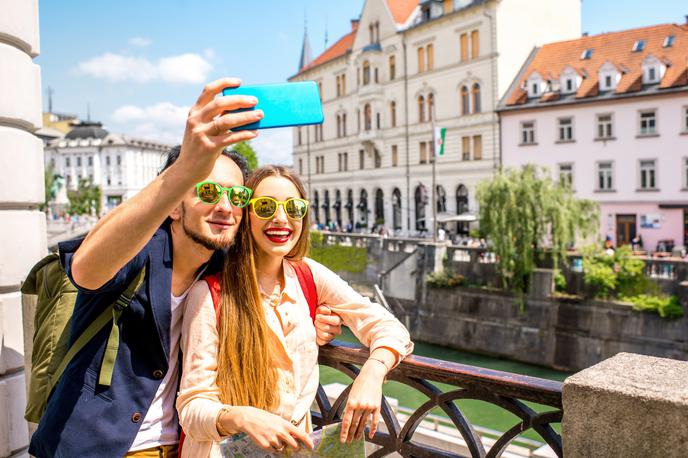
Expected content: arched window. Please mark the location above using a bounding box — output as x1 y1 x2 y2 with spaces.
345 189 354 226
313 190 320 224
456 184 469 235
418 95 425 123
392 188 402 230
374 189 384 225
428 93 435 121
357 189 369 228
363 61 371 85
436 185 447 213
415 185 427 232
364 104 372 131
334 189 342 227
323 190 331 224
461 86 470 115
390 101 397 127
472 83 481 113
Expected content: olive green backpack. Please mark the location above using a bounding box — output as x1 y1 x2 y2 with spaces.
21 252 145 423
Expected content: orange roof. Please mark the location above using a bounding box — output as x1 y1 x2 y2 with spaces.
386 0 419 25
299 30 356 73
505 23 688 106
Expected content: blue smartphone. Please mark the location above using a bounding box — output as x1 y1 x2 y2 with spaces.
222 81 323 130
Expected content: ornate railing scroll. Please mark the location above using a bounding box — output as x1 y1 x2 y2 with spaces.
313 341 563 458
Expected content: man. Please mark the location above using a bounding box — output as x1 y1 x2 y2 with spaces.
30 78 342 457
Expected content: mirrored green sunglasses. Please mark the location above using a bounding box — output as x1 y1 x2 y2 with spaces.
195 181 253 207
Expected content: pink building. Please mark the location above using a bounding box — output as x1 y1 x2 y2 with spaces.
498 23 688 252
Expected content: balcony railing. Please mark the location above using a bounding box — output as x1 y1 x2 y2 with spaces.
314 341 563 457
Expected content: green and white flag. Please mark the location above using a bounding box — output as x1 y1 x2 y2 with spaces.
434 127 446 156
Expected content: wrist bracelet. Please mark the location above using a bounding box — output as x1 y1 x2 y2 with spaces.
368 357 390 373
216 407 232 437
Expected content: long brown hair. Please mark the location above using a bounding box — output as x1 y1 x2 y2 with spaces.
215 165 310 410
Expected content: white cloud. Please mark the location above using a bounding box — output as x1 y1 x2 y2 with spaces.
251 128 293 166
75 52 213 84
129 37 152 47
110 102 189 145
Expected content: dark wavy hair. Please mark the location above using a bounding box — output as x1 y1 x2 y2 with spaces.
159 145 250 180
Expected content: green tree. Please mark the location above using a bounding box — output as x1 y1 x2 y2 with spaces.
68 178 102 215
232 141 259 171
476 164 599 294
42 163 62 211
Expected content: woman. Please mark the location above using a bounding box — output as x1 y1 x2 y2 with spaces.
177 165 413 457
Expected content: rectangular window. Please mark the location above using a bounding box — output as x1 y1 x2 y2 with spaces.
117 155 122 166
471 30 479 59
419 142 428 164
105 156 110 166
338 153 342 172
389 55 396 80
683 106 688 132
639 159 657 190
417 47 425 73
597 162 614 191
344 152 348 171
558 163 574 188
639 110 657 135
342 113 347 136
88 156 93 166
426 43 434 71
684 158 688 188
392 145 398 167
460 33 468 61
299 158 303 175
521 121 536 145
359 149 365 169
596 114 614 139
66 157 71 167
558 117 574 141
341 74 346 95
472 135 482 160
77 157 82 167
462 136 471 160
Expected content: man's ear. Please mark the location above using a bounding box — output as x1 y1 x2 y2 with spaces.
169 202 182 222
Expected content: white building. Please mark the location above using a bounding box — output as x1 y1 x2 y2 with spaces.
289 0 581 235
45 122 169 213
499 23 688 251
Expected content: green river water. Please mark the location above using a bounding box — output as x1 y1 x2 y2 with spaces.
319 328 570 444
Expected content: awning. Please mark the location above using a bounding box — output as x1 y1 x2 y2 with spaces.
436 213 478 223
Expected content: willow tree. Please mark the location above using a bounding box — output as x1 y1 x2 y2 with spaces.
476 165 598 293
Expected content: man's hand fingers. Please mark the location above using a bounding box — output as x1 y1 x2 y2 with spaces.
200 96 259 123
315 305 331 315
316 313 341 327
214 130 258 148
194 77 242 109
210 110 264 134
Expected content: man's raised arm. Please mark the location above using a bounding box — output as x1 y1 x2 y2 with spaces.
71 78 264 290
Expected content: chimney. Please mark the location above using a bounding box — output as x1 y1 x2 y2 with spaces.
351 18 359 32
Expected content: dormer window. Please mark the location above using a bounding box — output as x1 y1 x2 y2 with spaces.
581 49 593 60
663 35 675 48
642 55 664 84
599 62 619 91
632 40 645 52
560 66 579 94
526 72 543 98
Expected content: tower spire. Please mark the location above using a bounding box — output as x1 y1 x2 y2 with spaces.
298 16 313 71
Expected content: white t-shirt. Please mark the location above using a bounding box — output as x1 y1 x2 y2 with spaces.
128 288 188 451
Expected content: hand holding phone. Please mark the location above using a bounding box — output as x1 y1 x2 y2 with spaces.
222 81 324 131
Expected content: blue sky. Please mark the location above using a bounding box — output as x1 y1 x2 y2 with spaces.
38 0 684 164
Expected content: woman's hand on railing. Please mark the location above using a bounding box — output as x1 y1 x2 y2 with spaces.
340 357 388 443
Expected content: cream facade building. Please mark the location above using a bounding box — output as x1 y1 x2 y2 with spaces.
290 0 581 235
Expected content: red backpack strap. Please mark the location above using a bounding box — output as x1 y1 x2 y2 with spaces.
203 272 222 323
291 261 318 322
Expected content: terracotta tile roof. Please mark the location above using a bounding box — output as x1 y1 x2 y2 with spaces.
299 29 356 74
386 0 419 25
505 23 688 107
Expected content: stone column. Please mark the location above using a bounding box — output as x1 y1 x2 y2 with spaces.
0 1 45 456
563 352 688 458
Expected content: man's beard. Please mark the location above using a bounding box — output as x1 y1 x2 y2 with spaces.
180 203 235 251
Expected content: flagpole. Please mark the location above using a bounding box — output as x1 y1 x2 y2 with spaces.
432 122 437 243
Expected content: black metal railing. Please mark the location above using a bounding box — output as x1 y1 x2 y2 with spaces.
314 341 563 458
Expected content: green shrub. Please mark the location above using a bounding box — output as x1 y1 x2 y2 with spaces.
554 270 567 292
309 230 367 273
582 245 648 299
622 294 684 319
426 270 465 288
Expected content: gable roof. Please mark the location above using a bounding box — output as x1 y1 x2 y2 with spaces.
503 23 688 108
386 0 419 25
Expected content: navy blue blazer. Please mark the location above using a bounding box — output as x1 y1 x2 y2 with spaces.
30 224 222 458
